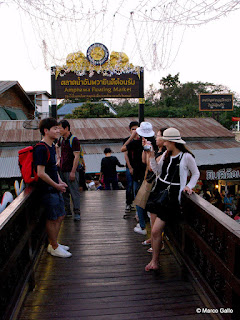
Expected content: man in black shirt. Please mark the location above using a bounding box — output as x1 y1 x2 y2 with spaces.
34 118 72 258
123 121 139 214
121 122 155 235
100 148 125 190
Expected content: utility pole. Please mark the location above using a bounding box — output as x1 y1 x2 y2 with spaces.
51 66 57 119
138 69 144 123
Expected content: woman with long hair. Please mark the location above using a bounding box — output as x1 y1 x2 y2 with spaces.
144 127 200 271
141 127 167 248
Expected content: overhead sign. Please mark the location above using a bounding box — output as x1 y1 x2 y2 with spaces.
52 44 144 100
199 94 233 111
54 71 142 99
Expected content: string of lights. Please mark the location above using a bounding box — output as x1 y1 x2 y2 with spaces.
8 0 240 72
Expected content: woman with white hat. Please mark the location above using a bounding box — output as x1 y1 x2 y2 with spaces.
144 127 200 271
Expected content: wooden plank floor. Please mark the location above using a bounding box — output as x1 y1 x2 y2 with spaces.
18 190 212 320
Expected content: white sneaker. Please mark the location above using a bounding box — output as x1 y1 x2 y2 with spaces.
47 243 70 252
134 226 147 235
48 245 72 258
125 205 131 213
59 243 70 251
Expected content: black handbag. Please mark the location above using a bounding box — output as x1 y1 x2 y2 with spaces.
147 154 182 208
154 185 171 207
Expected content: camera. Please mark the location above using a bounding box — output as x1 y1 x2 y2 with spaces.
143 144 152 151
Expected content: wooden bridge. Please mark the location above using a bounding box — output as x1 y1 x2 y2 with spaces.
0 189 240 320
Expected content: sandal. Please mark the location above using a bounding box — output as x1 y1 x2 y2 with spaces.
161 242 165 251
142 240 151 246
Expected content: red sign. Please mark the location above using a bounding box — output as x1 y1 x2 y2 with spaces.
232 117 240 121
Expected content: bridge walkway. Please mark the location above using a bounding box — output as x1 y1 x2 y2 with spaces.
18 190 212 320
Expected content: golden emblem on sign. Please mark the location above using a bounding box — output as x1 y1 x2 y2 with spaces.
86 43 109 66
90 47 105 61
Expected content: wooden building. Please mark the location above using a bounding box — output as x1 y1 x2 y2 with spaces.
0 81 35 120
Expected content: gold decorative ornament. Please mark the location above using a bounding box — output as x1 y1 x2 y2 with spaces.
54 43 142 79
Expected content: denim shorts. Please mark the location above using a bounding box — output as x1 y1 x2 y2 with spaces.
41 192 66 220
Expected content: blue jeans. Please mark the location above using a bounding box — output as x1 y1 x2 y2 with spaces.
126 168 133 205
133 180 146 229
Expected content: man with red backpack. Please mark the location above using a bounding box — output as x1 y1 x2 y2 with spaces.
56 120 81 221
33 117 72 258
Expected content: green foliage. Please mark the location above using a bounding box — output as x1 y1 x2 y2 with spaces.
113 73 239 130
65 102 114 118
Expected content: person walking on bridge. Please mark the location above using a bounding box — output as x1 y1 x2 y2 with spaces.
99 148 125 190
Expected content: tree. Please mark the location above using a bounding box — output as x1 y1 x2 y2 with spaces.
65 102 111 118
113 73 240 129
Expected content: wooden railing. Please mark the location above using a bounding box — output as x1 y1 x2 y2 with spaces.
0 187 46 320
167 192 240 320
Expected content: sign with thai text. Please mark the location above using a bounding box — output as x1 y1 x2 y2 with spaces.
199 94 233 111
206 168 240 180
54 71 142 99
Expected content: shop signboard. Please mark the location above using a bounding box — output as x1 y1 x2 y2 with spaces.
199 94 233 111
201 167 240 181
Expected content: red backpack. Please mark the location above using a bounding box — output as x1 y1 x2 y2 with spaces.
18 142 50 184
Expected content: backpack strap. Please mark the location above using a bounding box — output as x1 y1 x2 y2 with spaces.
69 135 76 148
35 142 50 162
59 136 63 146
59 135 77 148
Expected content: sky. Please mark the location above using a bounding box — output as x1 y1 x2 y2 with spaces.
1 1 240 96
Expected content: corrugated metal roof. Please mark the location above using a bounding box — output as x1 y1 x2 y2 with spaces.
187 140 240 150
0 157 21 178
1 140 239 158
0 117 234 144
0 81 18 95
85 148 240 173
0 153 125 177
1 146 240 178
194 148 240 166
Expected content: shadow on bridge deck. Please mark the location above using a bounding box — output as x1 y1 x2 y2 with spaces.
18 190 212 320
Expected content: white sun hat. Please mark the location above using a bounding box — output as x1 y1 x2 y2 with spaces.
136 122 155 137
162 127 186 144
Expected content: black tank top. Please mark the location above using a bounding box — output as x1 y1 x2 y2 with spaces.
160 152 182 184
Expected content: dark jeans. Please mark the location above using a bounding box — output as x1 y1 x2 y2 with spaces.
104 175 119 190
126 167 134 205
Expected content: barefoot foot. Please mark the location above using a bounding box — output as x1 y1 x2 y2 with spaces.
145 260 159 272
